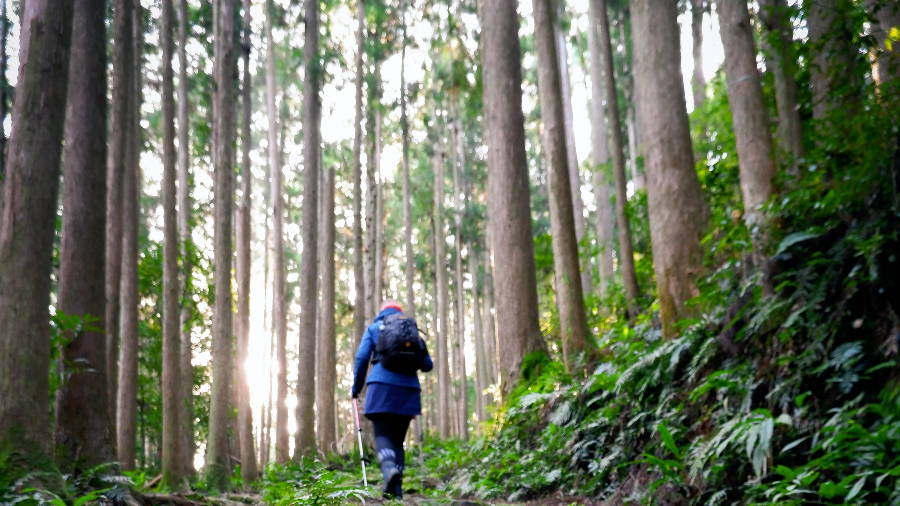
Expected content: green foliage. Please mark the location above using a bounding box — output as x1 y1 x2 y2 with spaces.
259 461 369 505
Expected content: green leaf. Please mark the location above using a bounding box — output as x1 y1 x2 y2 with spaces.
658 424 682 460
780 437 808 455
846 476 865 501
775 231 820 255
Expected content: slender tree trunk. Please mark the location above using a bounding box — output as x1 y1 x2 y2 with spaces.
555 25 591 294
433 125 452 437
718 0 777 269
691 0 707 108
266 0 289 465
106 0 134 424
0 0 7 190
54 0 113 475
375 108 384 308
627 106 644 191
871 0 900 85
316 166 337 454
470 252 488 422
533 0 589 370
451 97 468 440
482 241 498 387
365 65 379 322
295 0 320 458
630 0 707 337
118 5 143 470
807 0 858 120
597 0 640 315
758 0 803 161
352 0 367 345
159 0 184 488
236 0 257 483
586 0 615 296
479 0 546 392
206 0 235 490
176 0 195 478
401 22 415 320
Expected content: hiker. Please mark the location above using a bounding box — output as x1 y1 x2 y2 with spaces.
352 300 433 500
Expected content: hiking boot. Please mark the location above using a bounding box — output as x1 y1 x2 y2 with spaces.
383 466 402 500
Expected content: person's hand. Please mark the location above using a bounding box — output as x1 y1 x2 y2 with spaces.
351 389 359 399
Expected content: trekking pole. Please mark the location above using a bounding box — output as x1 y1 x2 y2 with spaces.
353 397 368 488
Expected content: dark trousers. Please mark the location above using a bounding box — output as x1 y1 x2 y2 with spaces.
368 413 412 479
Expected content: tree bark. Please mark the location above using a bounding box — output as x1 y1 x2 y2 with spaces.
479 0 546 392
374 108 384 308
433 120 452 437
482 244 498 387
596 0 640 315
555 24 591 294
533 0 589 370
586 0 615 296
630 0 707 337
807 0 858 120
470 252 488 422
159 0 184 488
206 0 235 490
106 0 134 424
451 97 468 440
0 0 7 193
118 4 143 470
869 0 900 85
316 166 336 454
295 0 320 458
718 0 777 268
364 66 379 322
176 0 195 478
266 0 289 465
236 0 257 484
758 0 803 161
691 0 707 108
352 0 367 346
401 22 415 321
0 0 74 487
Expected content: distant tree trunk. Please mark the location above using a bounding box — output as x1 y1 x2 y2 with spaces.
470 252 488 422
691 0 707 108
295 0 320 458
451 97 468 440
533 0 589 370
718 0 777 269
352 0 367 345
316 166 337 454
365 66 379 322
55 0 114 474
627 105 644 191
206 0 235 491
236 0 257 484
597 0 640 315
401 24 415 320
106 0 134 424
479 0 546 392
0 0 74 488
267 0 289 465
482 244 498 386
869 0 900 85
630 0 707 337
0 0 7 188
374 109 384 308
433 124 452 437
118 4 143 469
176 0 195 478
159 0 184 488
758 0 803 161
555 24 591 294
586 0 615 296
807 0 858 120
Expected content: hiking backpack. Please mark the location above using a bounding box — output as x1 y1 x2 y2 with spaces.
374 313 427 375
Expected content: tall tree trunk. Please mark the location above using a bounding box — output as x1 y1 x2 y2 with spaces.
295 0 320 458
365 65 380 322
596 0 640 315
691 0 707 108
470 252 488 422
630 0 707 337
0 0 74 484
0 0 7 191
352 0 367 345
401 22 415 321
375 109 384 308
118 4 143 470
586 0 615 296
482 243 498 387
236 0 257 484
106 0 134 424
433 124 452 437
871 0 900 85
160 0 184 488
451 97 468 440
207 0 235 490
533 0 589 370
55 0 113 474
176 0 195 477
807 0 858 120
316 166 336 454
479 0 546 392
718 0 777 270
266 0 289 465
758 0 803 161
555 25 591 294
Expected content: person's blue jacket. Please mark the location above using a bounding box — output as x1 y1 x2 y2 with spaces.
351 307 434 397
